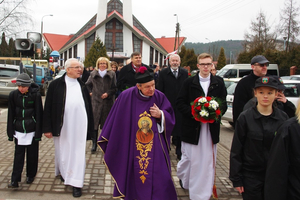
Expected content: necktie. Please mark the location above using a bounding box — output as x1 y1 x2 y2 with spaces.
173 70 177 78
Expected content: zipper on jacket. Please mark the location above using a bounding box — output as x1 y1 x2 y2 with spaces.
22 96 27 133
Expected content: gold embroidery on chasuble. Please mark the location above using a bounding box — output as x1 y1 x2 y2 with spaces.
136 111 154 184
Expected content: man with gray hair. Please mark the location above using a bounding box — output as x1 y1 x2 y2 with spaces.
43 58 95 197
158 53 188 160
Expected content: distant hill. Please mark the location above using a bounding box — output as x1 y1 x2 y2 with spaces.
185 40 244 63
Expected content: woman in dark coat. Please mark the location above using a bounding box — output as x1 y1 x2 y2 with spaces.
86 57 117 153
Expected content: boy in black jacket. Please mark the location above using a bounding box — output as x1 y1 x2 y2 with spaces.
7 73 43 188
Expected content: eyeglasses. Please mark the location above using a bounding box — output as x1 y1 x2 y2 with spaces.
69 66 82 70
254 63 269 67
199 63 213 67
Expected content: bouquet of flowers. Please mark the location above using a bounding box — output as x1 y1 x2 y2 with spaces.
191 96 222 123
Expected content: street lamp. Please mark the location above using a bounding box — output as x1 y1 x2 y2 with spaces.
40 14 53 59
205 38 211 53
283 36 287 51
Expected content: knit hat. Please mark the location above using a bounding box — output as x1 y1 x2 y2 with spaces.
135 67 154 83
254 76 278 90
16 73 31 87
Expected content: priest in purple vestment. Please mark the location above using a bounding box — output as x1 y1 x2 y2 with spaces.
98 67 177 200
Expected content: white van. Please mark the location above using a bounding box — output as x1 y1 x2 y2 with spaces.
216 64 279 78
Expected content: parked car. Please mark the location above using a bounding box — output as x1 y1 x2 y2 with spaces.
289 75 300 81
222 80 239 126
223 78 241 88
54 69 66 79
222 79 300 125
0 64 31 99
24 65 53 96
217 64 279 78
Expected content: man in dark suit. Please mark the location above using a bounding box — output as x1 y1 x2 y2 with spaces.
158 54 188 160
117 52 152 92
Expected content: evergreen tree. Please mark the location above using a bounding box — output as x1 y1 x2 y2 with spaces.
182 48 197 70
217 47 226 69
178 46 186 59
0 32 8 56
8 38 17 57
84 37 108 67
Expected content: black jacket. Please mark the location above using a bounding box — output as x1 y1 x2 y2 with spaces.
243 97 296 118
265 117 300 200
43 73 94 140
117 62 152 91
176 73 227 145
7 83 43 141
158 66 188 136
229 106 288 187
233 71 260 124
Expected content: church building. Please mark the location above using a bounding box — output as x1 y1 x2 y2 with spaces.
43 0 186 67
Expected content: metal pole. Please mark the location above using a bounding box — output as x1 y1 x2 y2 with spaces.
40 14 53 59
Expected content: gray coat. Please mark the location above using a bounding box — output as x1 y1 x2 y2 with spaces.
86 70 117 130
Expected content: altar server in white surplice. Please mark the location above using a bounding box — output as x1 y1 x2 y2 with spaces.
43 58 95 198
176 53 227 200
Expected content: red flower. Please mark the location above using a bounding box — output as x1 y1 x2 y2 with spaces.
216 109 221 116
191 106 196 115
139 66 147 74
204 103 209 107
194 96 202 103
206 97 212 101
196 105 201 110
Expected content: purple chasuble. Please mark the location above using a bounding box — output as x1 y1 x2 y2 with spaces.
98 86 177 200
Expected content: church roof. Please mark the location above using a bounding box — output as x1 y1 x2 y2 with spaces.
43 33 73 51
156 37 186 53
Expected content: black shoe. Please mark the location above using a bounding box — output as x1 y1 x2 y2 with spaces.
8 182 19 188
26 177 34 184
60 175 64 182
73 187 82 197
179 179 185 189
91 140 97 153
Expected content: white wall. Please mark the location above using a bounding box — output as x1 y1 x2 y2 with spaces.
77 40 85 62
142 42 150 65
95 26 106 42
123 26 133 58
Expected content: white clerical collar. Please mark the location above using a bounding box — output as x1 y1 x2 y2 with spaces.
138 90 150 98
199 73 211 82
65 74 77 82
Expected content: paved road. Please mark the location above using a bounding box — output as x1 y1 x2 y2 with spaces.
0 103 241 200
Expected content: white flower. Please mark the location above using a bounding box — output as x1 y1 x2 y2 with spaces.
211 104 217 110
210 100 219 107
200 110 209 117
198 97 207 103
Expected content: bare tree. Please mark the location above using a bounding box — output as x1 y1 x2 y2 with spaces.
0 0 33 38
278 0 300 52
243 10 277 52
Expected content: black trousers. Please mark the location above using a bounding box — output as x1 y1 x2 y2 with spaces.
242 175 264 200
11 138 39 182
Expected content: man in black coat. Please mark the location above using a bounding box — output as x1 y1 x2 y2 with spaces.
232 55 270 125
158 54 188 160
117 52 152 92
